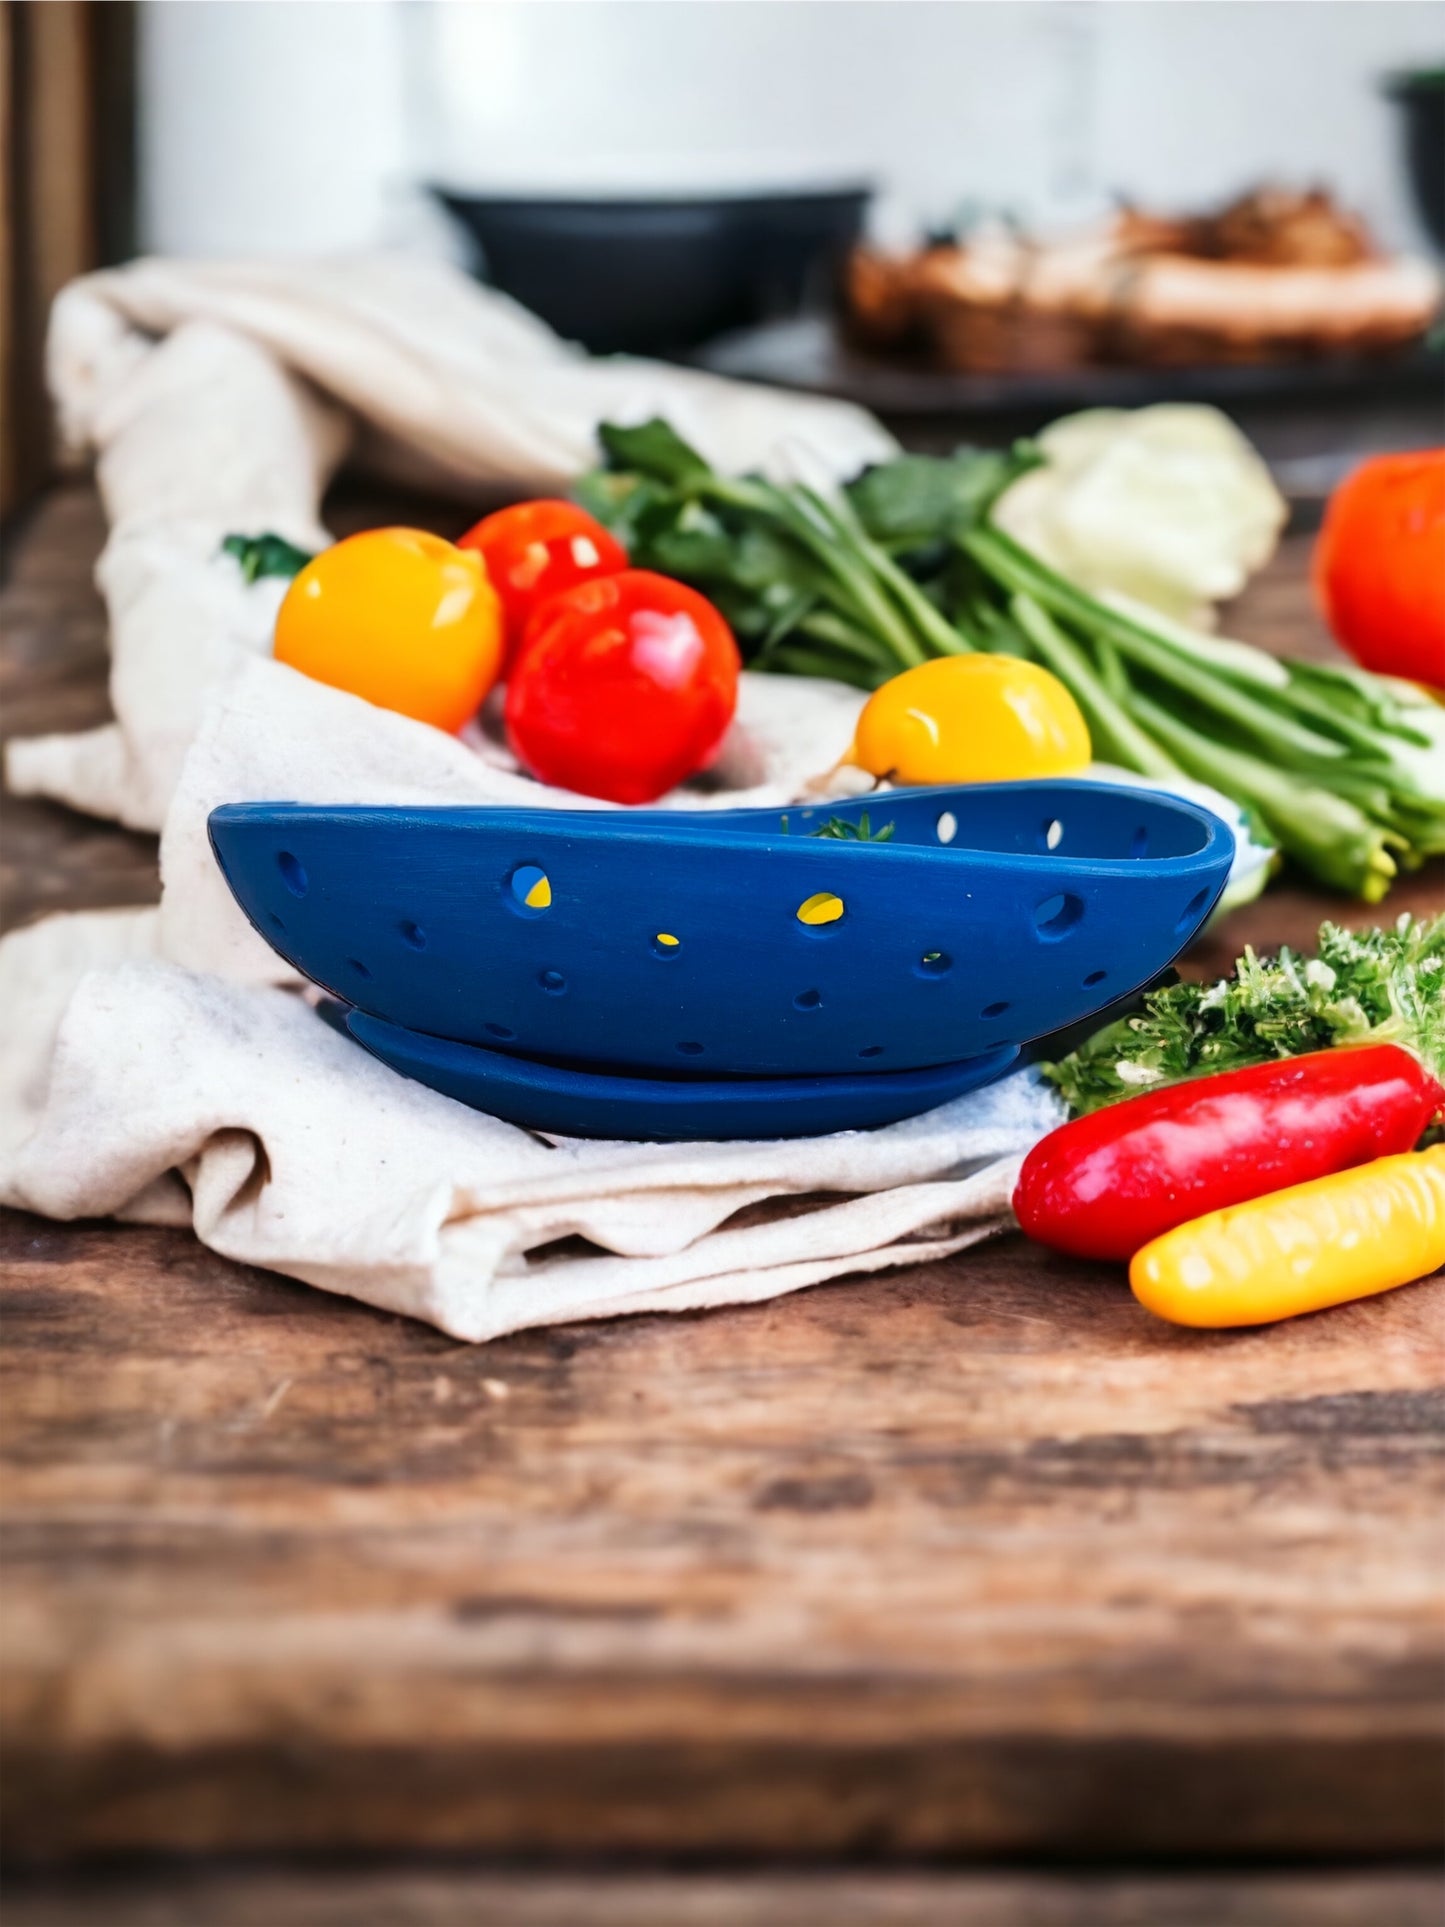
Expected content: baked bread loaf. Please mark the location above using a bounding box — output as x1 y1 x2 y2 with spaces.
847 189 1441 370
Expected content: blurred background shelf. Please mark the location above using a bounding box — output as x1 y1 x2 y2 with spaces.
694 316 1444 418
693 317 1444 491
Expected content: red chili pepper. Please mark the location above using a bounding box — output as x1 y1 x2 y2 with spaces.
1014 1043 1445 1264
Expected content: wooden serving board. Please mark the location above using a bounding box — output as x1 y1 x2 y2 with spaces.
2 488 1442 1877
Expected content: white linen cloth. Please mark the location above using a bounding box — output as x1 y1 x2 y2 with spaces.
9 253 895 832
0 253 1065 1342
0 908 1059 1343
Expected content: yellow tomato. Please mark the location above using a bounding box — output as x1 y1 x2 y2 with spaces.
274 528 504 734
850 655 1091 785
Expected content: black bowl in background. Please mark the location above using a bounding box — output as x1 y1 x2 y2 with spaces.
432 185 872 356
1385 68 1445 253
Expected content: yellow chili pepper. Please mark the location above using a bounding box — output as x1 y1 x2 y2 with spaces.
1130 1145 1445 1328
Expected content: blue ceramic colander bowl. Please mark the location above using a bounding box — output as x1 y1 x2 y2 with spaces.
209 781 1231 1083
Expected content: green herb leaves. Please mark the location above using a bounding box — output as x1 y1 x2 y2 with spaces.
221 532 316 584
849 446 1043 548
579 420 1037 689
1045 913 1445 1115
809 813 896 841
596 419 714 489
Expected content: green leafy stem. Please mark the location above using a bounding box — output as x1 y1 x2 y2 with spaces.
578 419 1445 900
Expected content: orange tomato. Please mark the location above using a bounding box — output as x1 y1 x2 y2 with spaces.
1313 449 1445 690
274 528 504 733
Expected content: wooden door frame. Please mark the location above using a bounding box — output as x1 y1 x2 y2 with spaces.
2 0 136 520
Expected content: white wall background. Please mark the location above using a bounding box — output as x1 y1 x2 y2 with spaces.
139 1 1445 259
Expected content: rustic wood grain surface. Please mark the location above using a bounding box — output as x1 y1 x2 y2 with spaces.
2 488 1442 1906
4 1868 1441 1927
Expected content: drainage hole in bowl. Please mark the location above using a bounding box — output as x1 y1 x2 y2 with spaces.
1130 826 1150 857
936 811 957 845
398 920 427 950
268 913 286 933
277 851 308 897
653 932 681 956
485 1023 515 1042
1082 969 1107 988
1042 817 1064 851
538 969 567 994
348 958 372 981
1033 892 1083 941
508 864 552 915
981 1000 1010 1020
859 1044 884 1058
677 1041 705 1056
917 950 952 977
1177 887 1212 934
793 988 823 1010
797 891 844 928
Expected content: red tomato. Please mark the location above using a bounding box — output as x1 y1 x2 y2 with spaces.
505 571 741 804
1313 449 1445 689
457 500 628 665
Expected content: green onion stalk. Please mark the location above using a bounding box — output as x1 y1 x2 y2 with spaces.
578 421 1445 901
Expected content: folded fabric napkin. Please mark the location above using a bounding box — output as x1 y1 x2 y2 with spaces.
0 908 1061 1342
3 252 1070 1341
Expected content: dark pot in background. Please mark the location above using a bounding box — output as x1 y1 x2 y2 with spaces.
432 185 872 356
1385 68 1445 253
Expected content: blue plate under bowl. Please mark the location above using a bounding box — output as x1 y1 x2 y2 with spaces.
344 1010 1020 1141
210 781 1231 1081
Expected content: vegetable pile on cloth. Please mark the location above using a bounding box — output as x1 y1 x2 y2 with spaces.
1 252 1064 1343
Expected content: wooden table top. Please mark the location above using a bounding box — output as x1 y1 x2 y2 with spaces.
2 486 1441 1917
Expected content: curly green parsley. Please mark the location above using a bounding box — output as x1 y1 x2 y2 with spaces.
1045 912 1445 1116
